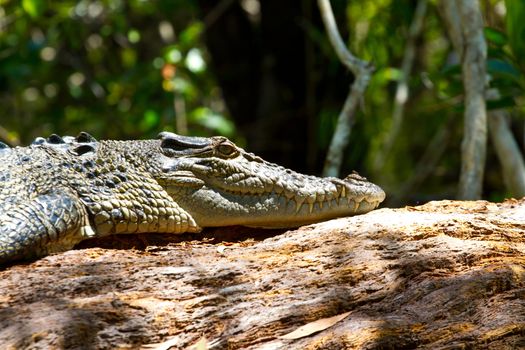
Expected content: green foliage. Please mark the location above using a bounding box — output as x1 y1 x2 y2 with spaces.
485 16 525 111
0 0 233 143
21 0 45 18
505 0 525 71
484 27 507 47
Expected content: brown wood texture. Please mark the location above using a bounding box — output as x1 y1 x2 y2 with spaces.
1 199 524 349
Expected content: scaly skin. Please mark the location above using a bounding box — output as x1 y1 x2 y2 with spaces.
0 132 385 264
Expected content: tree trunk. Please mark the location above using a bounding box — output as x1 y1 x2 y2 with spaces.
455 0 488 199
1 199 525 349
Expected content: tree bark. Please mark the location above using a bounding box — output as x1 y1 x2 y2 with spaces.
1 199 524 349
455 0 488 199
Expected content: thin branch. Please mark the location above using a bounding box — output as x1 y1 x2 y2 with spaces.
317 0 369 73
318 0 374 177
373 0 428 172
488 110 525 197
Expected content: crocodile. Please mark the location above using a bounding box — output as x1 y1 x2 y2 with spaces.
0 131 385 264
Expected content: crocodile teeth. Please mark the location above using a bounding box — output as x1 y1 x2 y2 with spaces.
317 194 325 210
306 195 316 214
284 189 295 200
294 197 306 214
334 185 346 205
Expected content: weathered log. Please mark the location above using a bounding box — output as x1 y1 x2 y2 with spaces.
1 199 524 349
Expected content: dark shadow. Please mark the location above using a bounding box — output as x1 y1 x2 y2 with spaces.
75 226 287 251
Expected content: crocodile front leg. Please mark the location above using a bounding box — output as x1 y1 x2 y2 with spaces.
0 190 93 264
86 196 202 236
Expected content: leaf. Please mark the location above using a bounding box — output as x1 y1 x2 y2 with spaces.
484 27 507 46
194 337 208 350
487 58 521 81
22 0 45 18
141 336 181 350
279 311 351 340
505 0 525 68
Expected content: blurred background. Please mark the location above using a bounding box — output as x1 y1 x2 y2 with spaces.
0 0 523 206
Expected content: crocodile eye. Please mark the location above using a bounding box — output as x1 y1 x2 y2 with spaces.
217 143 236 156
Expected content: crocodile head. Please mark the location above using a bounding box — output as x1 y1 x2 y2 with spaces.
156 132 385 228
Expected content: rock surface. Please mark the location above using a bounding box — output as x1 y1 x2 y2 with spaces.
1 199 525 349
